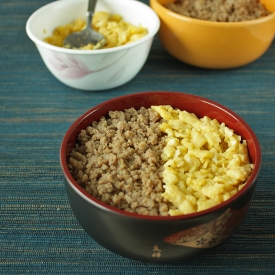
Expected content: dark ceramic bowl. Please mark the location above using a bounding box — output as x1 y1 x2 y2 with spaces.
60 91 261 262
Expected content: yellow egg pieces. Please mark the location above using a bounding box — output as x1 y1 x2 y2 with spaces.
44 11 148 49
152 105 253 216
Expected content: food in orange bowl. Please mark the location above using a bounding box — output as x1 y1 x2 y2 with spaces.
150 0 275 69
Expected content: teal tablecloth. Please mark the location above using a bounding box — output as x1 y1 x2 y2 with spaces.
1 0 275 274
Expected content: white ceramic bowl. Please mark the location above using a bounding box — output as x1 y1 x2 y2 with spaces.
26 0 160 91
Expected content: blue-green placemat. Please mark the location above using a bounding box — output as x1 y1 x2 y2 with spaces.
0 0 275 274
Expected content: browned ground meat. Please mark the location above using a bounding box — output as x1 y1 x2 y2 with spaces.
68 107 175 216
165 0 271 22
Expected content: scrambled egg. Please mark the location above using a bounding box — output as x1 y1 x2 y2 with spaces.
44 12 148 49
152 105 253 216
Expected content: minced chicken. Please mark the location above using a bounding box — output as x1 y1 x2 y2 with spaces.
165 0 271 22
68 107 175 216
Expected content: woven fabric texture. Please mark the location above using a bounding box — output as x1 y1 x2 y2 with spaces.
0 0 275 274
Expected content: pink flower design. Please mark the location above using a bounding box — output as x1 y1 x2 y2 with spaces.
48 49 130 79
49 54 91 78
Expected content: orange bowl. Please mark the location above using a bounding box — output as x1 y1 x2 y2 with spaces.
150 0 275 69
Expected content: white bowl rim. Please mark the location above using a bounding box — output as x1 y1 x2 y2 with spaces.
26 0 160 54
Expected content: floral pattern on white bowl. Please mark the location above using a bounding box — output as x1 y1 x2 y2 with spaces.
49 54 91 78
48 50 130 79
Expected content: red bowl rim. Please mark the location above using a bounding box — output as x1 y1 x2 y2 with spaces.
60 91 261 221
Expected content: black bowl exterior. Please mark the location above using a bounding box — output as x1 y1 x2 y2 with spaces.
64 175 257 262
